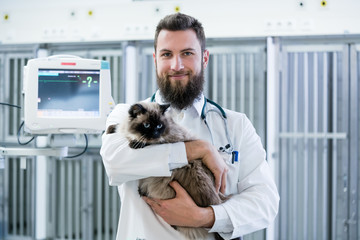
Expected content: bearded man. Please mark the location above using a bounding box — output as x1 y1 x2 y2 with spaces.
100 13 279 240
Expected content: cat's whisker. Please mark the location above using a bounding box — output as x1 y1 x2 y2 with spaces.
139 135 147 143
134 140 142 149
132 135 147 149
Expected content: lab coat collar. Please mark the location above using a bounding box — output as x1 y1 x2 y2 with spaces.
152 90 204 117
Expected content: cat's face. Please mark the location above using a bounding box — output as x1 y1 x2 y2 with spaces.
128 103 170 141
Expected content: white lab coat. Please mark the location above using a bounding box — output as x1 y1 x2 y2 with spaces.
100 91 279 240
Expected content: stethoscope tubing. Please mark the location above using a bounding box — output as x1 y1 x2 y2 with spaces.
202 107 234 154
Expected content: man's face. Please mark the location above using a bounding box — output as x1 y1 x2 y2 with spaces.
153 29 209 109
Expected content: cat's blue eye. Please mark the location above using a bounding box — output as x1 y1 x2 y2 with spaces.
143 123 150 128
157 124 162 129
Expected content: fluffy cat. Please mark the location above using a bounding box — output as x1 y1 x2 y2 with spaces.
107 102 227 240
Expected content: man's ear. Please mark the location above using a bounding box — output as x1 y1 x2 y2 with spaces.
203 49 210 69
153 52 156 66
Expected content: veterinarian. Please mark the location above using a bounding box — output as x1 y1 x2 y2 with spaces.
100 13 279 240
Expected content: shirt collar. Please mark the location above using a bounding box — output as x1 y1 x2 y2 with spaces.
153 90 204 117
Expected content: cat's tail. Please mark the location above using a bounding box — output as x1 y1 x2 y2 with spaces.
219 192 231 202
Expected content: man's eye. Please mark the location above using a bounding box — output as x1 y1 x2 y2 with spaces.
183 52 193 56
161 53 171 57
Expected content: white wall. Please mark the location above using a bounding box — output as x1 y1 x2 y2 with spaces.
1 0 360 44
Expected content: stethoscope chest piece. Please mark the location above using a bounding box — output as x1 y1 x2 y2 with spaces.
201 98 237 163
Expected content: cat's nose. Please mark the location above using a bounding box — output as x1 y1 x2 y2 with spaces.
154 129 164 139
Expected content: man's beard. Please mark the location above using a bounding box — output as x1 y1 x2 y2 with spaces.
156 68 204 110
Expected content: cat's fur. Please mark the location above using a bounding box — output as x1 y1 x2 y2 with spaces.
107 102 227 240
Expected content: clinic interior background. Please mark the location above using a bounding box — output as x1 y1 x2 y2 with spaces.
0 0 360 239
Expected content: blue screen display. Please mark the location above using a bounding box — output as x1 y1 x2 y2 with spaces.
37 69 100 117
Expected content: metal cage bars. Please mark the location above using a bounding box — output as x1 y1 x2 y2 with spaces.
276 43 359 240
47 156 120 240
349 44 360 240
0 156 35 240
205 46 267 144
0 53 32 144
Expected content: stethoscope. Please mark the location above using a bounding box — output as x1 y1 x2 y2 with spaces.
151 93 238 163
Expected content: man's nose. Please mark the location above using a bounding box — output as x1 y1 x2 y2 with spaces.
170 55 184 71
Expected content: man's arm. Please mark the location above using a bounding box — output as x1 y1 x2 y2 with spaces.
184 140 229 194
208 115 279 238
100 104 188 185
143 181 215 228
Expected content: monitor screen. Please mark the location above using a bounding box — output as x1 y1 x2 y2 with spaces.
23 56 115 134
37 69 100 118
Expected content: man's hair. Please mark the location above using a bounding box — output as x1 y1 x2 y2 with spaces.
154 13 206 52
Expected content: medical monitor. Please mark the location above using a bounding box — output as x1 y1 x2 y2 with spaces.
23 55 115 134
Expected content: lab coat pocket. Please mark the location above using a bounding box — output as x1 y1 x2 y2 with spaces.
219 151 240 195
219 150 240 165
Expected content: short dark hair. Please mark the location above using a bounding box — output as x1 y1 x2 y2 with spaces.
154 13 206 53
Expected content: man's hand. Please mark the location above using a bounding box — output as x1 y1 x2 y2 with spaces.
185 140 228 193
142 181 215 228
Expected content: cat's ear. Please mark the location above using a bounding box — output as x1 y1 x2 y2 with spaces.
159 104 170 114
129 104 147 118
